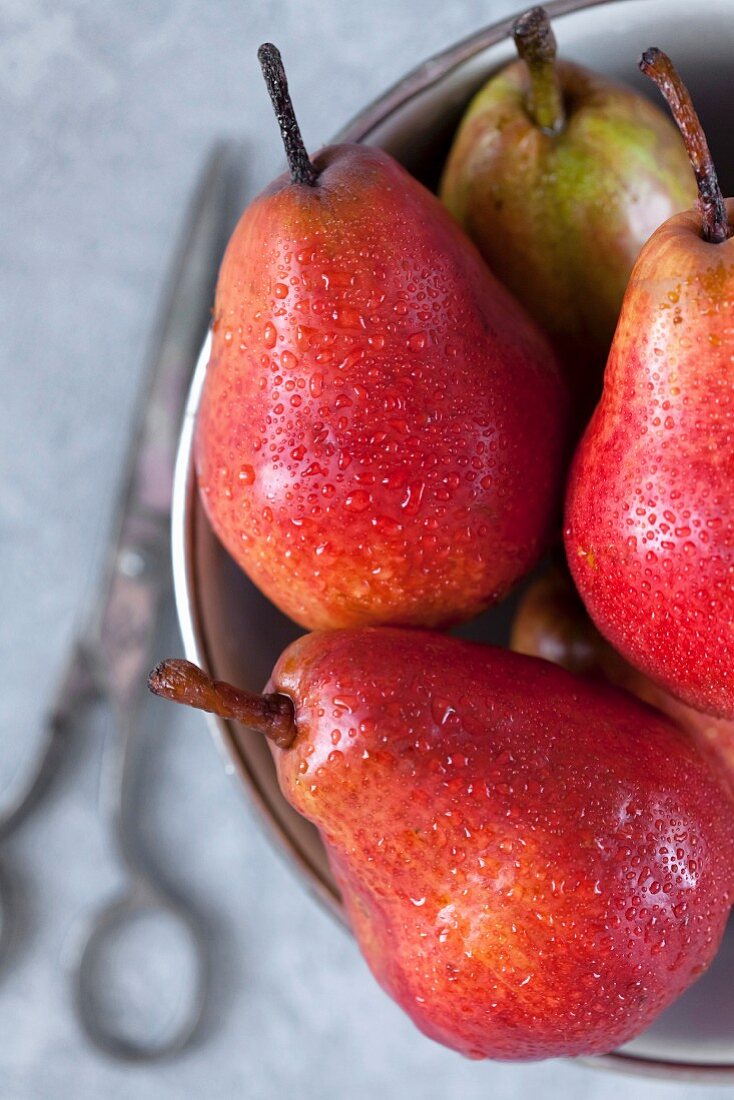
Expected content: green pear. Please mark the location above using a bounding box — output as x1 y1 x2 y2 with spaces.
440 6 695 424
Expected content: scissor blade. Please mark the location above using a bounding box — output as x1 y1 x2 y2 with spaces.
90 143 236 705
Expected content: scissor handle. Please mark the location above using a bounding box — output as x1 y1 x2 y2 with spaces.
70 877 208 1061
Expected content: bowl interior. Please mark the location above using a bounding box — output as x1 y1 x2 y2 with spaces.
174 0 734 1080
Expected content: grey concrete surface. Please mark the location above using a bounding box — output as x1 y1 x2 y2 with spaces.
0 1 731 1097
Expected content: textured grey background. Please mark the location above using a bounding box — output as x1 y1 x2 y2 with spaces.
0 1 731 1097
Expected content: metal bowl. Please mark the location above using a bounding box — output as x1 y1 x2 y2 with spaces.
173 0 734 1080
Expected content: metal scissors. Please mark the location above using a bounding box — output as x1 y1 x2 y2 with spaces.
0 142 236 1059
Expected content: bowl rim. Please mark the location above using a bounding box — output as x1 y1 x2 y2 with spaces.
332 0 616 144
173 0 734 1081
173 336 349 925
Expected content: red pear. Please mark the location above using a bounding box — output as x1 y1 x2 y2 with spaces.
512 564 734 801
566 50 734 718
196 45 568 631
150 630 734 1061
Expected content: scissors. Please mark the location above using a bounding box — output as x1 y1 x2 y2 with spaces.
0 142 236 1060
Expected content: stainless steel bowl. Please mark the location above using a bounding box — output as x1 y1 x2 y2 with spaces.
173 0 734 1080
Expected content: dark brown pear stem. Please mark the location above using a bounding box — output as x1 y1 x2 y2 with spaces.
512 7 565 135
148 659 297 749
639 48 731 244
258 42 318 187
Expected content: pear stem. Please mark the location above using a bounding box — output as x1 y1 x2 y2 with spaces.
512 7 565 135
258 43 318 187
639 48 730 245
148 659 297 749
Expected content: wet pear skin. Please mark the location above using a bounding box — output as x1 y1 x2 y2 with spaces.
195 144 568 631
441 60 695 420
565 200 734 719
268 627 734 1060
512 565 734 802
